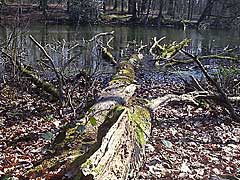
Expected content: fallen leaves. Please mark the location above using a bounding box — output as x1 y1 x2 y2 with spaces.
138 103 240 179
136 70 240 179
0 86 65 178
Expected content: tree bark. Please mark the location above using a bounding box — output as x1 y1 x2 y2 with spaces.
128 0 137 19
25 54 151 179
197 0 216 26
144 0 152 24
65 55 150 180
157 0 164 25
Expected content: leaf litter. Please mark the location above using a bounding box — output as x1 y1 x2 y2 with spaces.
0 68 240 179
136 70 240 180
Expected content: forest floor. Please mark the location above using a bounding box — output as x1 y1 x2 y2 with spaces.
136 70 240 180
0 77 106 178
1 68 240 179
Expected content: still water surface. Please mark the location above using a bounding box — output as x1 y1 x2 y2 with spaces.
0 24 240 75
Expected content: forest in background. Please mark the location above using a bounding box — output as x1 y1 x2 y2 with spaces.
0 0 240 29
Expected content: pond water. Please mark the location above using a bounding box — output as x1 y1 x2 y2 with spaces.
0 24 240 77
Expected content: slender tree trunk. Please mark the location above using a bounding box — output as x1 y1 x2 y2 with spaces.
121 0 124 13
167 0 174 18
197 0 216 26
128 0 137 19
144 0 152 24
39 0 48 18
157 0 164 25
173 0 176 19
128 0 132 13
113 0 118 10
190 0 194 20
140 0 147 15
67 0 70 12
188 0 192 20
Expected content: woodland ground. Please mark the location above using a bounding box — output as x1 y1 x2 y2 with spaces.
136 70 240 180
1 67 240 179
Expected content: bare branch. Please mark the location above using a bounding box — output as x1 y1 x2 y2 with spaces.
181 50 240 122
88 31 115 42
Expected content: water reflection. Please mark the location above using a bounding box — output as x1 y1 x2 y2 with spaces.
0 24 240 72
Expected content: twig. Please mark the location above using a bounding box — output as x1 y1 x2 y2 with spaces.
149 36 166 57
88 31 115 42
106 37 114 50
190 75 205 91
62 52 82 71
29 35 60 80
29 35 64 102
138 40 148 53
181 50 240 122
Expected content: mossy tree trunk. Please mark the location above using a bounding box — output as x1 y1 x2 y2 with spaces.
65 55 151 179
26 54 151 179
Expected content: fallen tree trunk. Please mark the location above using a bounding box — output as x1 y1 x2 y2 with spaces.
2 51 60 99
67 105 151 179
26 55 151 180
65 55 151 179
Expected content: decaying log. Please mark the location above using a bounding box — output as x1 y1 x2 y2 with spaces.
164 54 239 67
67 105 151 179
181 50 240 122
150 38 190 61
26 55 151 180
1 51 60 99
148 91 240 111
65 57 151 179
18 65 60 99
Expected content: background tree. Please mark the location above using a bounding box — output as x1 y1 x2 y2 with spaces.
69 0 103 23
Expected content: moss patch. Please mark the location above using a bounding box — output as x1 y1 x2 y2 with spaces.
154 39 190 60
128 106 151 146
102 47 117 65
110 61 135 85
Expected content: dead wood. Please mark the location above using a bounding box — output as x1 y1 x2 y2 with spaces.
148 91 240 111
64 59 151 179
26 57 151 180
88 31 115 42
1 50 60 99
181 50 240 122
164 54 239 67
